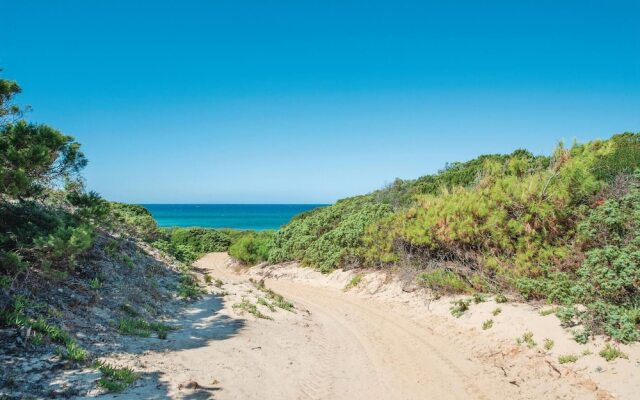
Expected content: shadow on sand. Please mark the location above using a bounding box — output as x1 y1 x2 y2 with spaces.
73 292 245 400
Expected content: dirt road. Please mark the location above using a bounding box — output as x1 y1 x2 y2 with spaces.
199 253 517 400
97 253 614 399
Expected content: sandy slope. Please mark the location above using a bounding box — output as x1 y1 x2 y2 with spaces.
90 253 637 399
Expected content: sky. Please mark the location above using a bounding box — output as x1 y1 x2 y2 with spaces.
1 1 639 203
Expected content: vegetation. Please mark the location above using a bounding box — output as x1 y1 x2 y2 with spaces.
416 269 469 294
95 361 137 392
228 230 275 264
117 318 173 338
252 279 295 311
558 354 579 364
344 274 363 290
258 132 640 343
482 319 493 330
153 227 244 264
450 298 471 318
233 298 272 320
543 338 554 350
268 196 392 272
599 343 628 361
1 296 87 361
516 331 536 348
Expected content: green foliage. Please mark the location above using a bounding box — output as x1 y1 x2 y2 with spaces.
153 227 242 264
543 338 554 350
344 274 363 290
599 343 628 361
416 269 469 294
269 197 392 272
492 307 502 316
517 331 536 348
494 293 508 303
176 272 205 299
573 328 590 344
558 354 578 364
108 203 159 242
233 298 272 320
169 227 233 253
228 230 275 265
252 279 295 311
482 319 493 330
34 223 94 271
450 298 471 317
0 120 87 199
1 297 87 361
95 361 137 392
117 318 173 338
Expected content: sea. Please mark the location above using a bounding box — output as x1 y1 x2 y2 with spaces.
141 204 326 231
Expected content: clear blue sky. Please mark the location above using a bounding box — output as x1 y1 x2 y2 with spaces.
2 1 638 203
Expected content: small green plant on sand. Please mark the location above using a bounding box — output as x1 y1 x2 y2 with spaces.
543 338 554 350
233 298 272 320
251 279 295 311
538 307 558 316
257 297 276 312
482 319 493 330
491 307 501 316
573 328 590 344
117 318 173 338
344 274 363 291
494 294 507 303
516 331 536 348
599 343 628 362
450 298 471 318
473 293 486 304
203 273 212 284
558 354 579 364
95 360 137 392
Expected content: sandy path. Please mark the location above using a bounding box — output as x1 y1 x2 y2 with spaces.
202 253 517 400
93 253 618 399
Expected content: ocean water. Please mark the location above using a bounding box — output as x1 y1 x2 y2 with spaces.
142 204 326 231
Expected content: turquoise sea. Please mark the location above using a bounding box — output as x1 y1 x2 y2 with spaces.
142 204 325 231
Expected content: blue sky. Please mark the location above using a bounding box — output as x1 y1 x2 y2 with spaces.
2 0 639 203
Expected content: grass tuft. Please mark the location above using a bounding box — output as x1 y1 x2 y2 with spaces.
599 343 628 361
95 360 137 392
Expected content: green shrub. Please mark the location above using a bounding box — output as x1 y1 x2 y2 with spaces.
573 328 590 344
599 343 628 361
229 230 275 265
450 298 471 318
108 203 159 242
269 197 392 272
558 354 578 364
344 274 363 290
416 269 469 294
95 361 137 392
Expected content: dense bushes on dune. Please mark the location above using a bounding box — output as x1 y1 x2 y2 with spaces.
263 132 640 342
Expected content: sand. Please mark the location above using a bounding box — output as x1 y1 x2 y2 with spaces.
88 252 639 399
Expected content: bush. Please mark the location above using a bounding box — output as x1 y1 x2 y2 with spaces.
229 231 275 265
416 269 469 294
108 203 159 242
269 197 392 272
168 227 233 253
